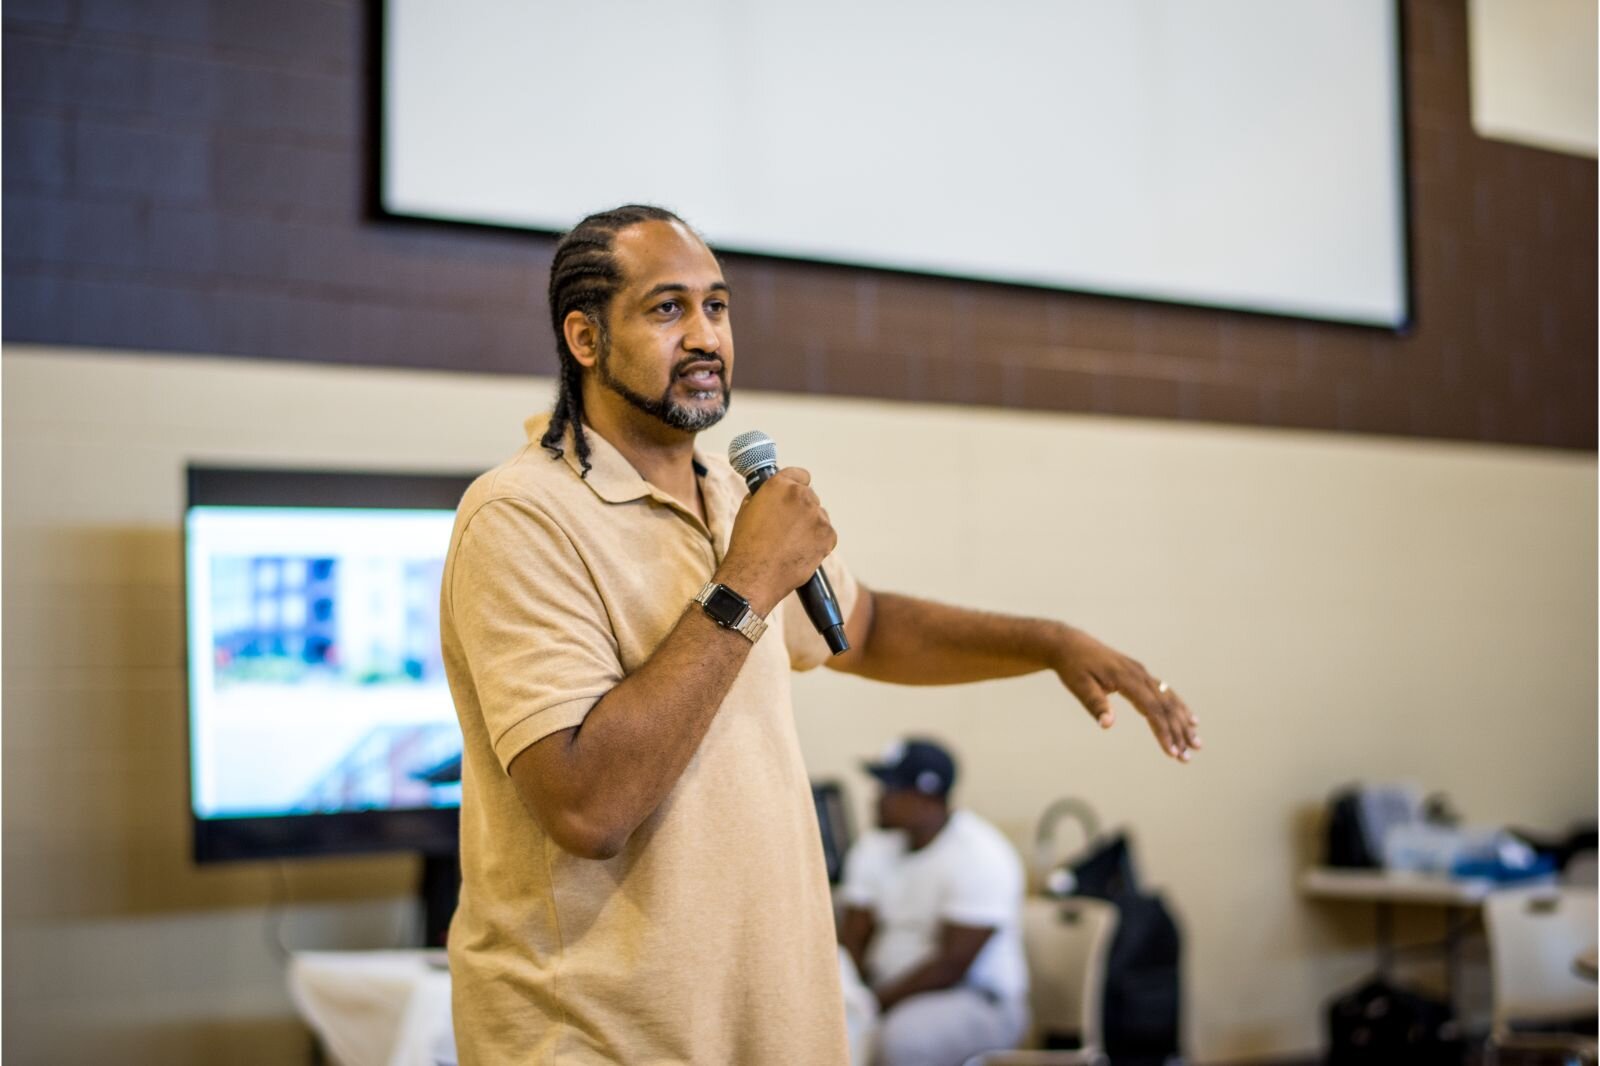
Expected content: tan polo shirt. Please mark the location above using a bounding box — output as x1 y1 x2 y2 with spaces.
441 413 856 1065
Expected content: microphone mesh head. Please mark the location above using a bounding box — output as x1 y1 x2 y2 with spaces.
728 431 778 477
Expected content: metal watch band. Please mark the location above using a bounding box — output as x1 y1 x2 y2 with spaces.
694 581 768 643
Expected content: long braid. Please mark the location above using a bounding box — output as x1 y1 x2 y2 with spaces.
542 204 685 476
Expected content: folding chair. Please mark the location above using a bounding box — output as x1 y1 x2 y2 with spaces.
965 895 1118 1066
1484 885 1598 1066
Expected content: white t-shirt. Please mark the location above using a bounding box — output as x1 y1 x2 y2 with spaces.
840 809 1029 1002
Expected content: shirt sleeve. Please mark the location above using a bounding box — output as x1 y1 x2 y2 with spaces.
446 496 624 772
940 829 1025 929
780 551 860 672
839 831 890 911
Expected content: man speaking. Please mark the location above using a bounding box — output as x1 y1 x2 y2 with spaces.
439 204 1199 1064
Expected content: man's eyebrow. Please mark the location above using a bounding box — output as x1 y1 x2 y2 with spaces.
639 280 732 301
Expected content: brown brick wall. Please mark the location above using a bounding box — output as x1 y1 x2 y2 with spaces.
4 0 1594 448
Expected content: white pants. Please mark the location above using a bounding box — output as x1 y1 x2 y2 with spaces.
872 988 1028 1066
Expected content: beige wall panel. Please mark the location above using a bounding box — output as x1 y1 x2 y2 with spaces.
1469 0 1598 157
4 346 1594 1063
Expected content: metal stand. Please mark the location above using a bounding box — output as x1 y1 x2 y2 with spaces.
419 851 460 948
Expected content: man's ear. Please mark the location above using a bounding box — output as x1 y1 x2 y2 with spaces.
564 311 602 369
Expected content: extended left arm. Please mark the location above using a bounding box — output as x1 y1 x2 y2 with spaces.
829 587 1201 762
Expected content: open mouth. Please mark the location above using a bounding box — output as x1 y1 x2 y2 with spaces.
676 361 724 396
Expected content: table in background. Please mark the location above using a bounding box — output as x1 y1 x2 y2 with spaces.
289 950 455 1066
1299 867 1536 1009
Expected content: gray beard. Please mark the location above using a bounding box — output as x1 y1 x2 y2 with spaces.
595 336 730 432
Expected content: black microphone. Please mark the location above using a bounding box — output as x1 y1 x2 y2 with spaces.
727 430 850 655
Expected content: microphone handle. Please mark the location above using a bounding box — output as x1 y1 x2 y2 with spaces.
741 464 850 655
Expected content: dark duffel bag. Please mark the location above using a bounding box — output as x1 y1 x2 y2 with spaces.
1326 976 1462 1066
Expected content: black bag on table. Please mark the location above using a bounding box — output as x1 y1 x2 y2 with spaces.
1325 788 1381 867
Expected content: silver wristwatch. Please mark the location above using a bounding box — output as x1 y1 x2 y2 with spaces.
694 581 768 643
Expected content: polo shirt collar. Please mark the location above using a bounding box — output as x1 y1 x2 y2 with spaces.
524 413 718 510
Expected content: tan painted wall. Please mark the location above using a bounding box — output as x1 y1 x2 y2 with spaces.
4 346 1594 1063
1469 0 1598 157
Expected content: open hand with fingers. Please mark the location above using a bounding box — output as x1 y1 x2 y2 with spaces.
1052 627 1201 762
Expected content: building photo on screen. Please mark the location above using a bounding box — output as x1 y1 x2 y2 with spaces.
187 509 457 819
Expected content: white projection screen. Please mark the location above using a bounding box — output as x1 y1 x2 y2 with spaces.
381 1 1410 328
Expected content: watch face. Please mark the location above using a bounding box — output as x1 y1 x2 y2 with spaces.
703 585 749 627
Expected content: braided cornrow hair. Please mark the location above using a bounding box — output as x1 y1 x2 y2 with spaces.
541 204 686 475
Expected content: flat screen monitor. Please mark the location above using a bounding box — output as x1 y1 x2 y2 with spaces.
185 466 473 863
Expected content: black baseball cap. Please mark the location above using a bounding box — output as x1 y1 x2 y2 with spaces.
863 738 957 797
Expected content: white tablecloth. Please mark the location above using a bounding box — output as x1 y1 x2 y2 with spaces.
291 947 870 1066
289 950 456 1066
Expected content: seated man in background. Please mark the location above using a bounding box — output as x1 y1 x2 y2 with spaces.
840 738 1029 1066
